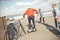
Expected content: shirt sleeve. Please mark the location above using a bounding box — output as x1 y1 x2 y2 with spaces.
24 10 28 15
33 9 38 13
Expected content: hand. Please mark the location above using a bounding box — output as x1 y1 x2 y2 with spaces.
37 14 38 16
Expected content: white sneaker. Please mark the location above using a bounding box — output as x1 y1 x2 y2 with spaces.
31 29 37 32
29 30 31 32
34 29 36 31
27 30 32 33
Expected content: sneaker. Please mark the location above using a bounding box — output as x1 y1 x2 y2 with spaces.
31 29 37 32
27 30 31 33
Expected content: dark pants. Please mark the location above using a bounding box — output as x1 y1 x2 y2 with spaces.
55 19 57 28
40 17 45 22
7 23 17 40
58 22 60 29
28 16 35 30
8 34 14 40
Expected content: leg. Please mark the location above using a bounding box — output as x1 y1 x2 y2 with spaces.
8 34 13 40
43 17 45 23
27 17 33 33
40 17 42 22
31 16 35 29
31 16 37 32
55 19 57 28
28 17 31 30
58 22 60 29
59 25 60 29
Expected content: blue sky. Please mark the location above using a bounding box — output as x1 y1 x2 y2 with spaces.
0 0 60 16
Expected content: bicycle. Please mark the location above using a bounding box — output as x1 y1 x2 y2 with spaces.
6 19 26 40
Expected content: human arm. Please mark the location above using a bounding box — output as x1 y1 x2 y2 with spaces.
23 10 28 18
33 9 38 16
34 9 38 14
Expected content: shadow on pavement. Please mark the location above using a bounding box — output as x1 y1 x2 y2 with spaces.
42 23 60 38
35 21 41 23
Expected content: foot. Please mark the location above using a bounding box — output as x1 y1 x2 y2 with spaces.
31 29 37 32
27 30 31 33
42 22 45 24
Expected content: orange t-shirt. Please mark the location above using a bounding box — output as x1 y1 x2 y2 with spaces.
24 8 38 17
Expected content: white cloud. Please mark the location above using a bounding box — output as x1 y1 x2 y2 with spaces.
16 2 39 6
4 1 40 16
4 0 60 16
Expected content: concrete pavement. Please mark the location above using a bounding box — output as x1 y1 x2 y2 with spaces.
17 14 60 40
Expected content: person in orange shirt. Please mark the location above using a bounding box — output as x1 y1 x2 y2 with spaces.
23 8 38 33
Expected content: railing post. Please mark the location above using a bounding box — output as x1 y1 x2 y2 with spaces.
0 16 7 40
